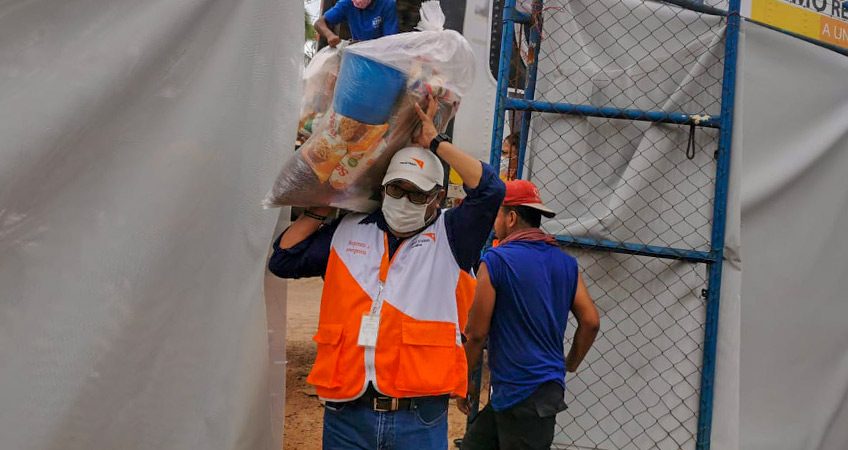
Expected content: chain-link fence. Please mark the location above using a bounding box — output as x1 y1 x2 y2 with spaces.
531 117 718 251
557 250 706 449
474 0 734 448
524 0 725 250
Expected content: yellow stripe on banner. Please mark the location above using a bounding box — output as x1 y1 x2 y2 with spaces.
751 0 821 40
750 0 848 51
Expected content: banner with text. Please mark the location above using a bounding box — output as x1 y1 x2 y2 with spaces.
742 0 848 51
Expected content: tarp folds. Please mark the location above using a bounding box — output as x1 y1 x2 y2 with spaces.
737 21 848 450
0 0 295 449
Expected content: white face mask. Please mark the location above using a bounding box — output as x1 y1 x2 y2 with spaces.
382 195 430 234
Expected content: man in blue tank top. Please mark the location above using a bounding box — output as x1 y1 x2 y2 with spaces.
460 180 601 450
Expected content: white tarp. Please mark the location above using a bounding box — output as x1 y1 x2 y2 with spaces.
736 21 848 450
530 1 848 450
0 0 299 449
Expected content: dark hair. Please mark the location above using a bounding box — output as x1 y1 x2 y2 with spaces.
503 205 542 228
504 131 520 149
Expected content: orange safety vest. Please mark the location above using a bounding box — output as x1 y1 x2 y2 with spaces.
306 213 476 401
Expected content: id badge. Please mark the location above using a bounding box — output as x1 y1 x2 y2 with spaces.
357 313 379 348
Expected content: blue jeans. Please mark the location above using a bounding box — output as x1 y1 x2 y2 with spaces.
322 396 449 450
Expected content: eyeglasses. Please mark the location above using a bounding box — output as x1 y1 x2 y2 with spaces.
384 184 436 205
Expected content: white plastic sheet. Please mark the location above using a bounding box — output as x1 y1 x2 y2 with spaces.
737 21 848 450
0 0 297 449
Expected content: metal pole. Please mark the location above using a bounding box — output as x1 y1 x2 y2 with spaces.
696 0 741 448
516 0 544 180
506 98 722 128
489 0 518 171
554 235 715 264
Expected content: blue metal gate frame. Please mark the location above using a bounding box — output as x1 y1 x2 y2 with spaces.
483 0 742 448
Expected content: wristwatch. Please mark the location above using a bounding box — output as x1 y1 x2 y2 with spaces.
303 209 328 222
429 133 451 155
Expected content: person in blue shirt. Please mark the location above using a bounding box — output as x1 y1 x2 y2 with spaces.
315 0 399 47
459 180 601 450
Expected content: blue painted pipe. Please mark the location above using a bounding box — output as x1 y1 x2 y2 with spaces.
695 0 742 447
489 0 518 171
508 9 532 23
516 0 544 180
506 98 722 128
554 235 716 264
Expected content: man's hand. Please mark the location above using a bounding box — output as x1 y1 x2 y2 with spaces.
413 97 439 148
412 94 485 188
315 17 341 48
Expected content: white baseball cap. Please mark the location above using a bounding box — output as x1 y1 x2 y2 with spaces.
382 146 444 191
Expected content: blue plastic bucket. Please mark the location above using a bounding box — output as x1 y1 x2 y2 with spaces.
333 52 406 125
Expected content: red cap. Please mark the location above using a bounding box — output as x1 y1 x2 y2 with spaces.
503 180 556 218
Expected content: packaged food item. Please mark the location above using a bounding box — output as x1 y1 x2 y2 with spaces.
297 45 342 144
264 1 474 212
329 135 389 191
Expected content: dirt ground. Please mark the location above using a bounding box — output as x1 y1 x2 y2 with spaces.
284 278 479 450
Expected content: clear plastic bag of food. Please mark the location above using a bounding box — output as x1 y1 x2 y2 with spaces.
297 45 342 146
263 1 473 212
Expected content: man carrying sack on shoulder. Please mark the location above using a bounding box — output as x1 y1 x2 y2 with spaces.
268 97 505 450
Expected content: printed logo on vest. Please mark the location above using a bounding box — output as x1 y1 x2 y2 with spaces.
372 16 382 29
409 233 436 249
345 240 370 256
